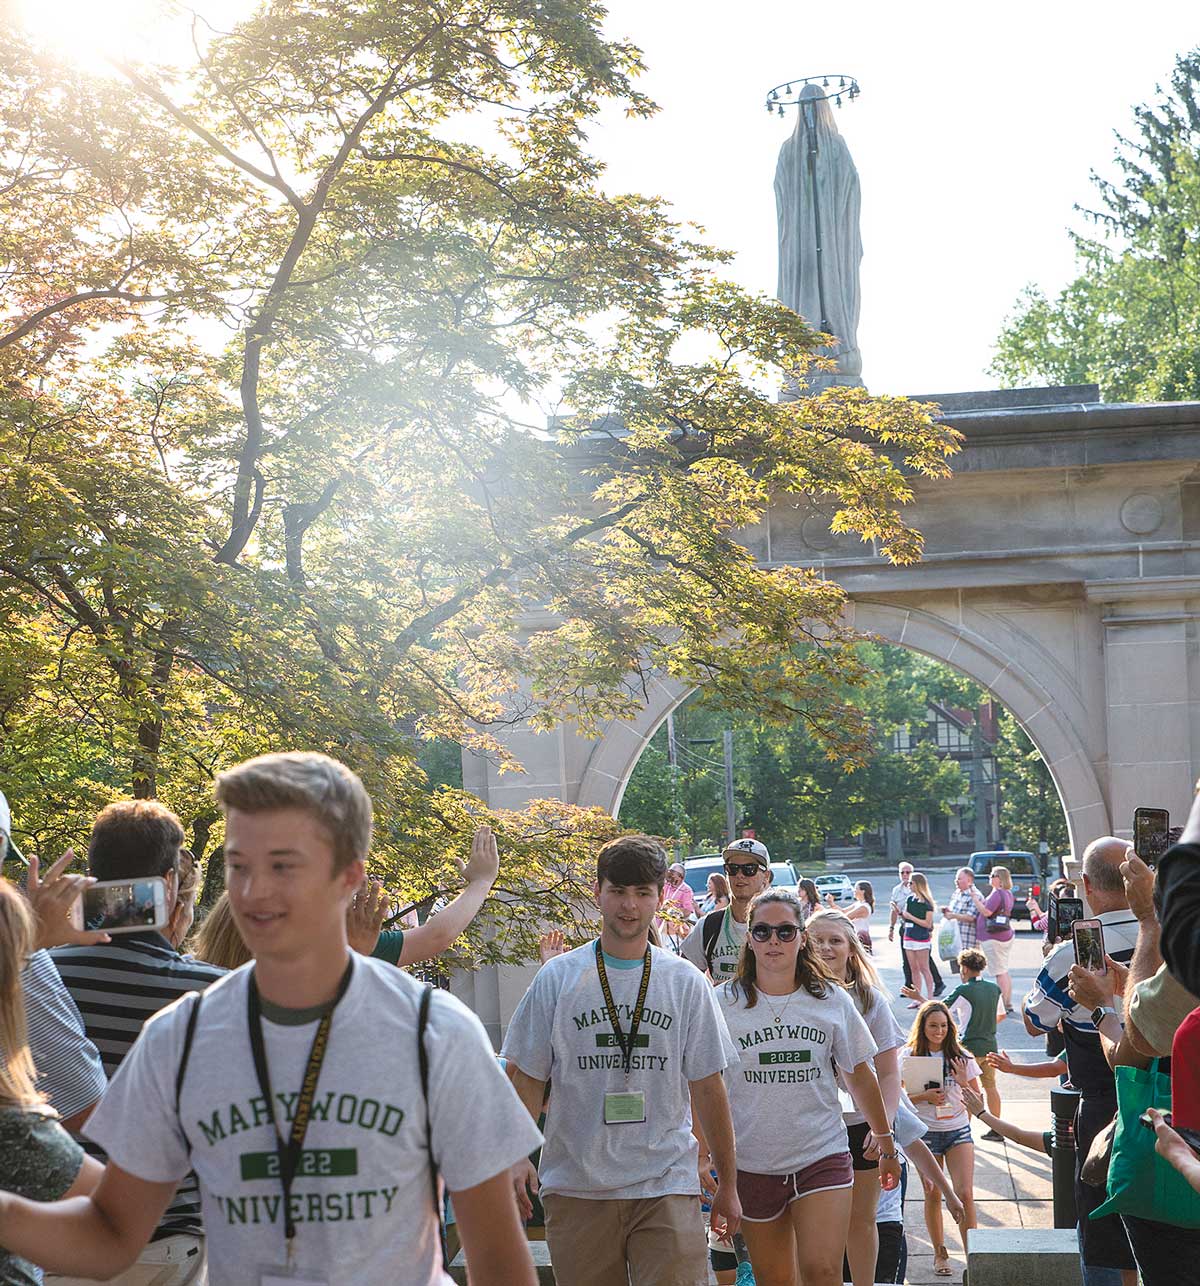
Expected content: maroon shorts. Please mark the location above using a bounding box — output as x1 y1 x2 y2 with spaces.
736 1151 854 1222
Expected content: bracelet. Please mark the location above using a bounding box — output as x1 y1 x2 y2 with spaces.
879 1151 900 1160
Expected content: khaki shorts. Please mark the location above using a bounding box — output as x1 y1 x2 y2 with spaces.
543 1192 706 1286
979 1058 998 1094
982 937 1014 975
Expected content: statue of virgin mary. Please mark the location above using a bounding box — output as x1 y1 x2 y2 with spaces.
774 82 863 390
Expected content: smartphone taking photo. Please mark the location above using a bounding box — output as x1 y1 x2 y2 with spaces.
1049 893 1085 946
1134 807 1170 866
1073 917 1107 974
71 876 169 935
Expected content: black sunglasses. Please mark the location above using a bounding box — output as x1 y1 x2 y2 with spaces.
750 923 800 943
725 862 763 878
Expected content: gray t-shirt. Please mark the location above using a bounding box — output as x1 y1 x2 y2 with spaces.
718 981 876 1175
840 985 906 1127
679 909 747 983
501 942 738 1200
86 955 542 1286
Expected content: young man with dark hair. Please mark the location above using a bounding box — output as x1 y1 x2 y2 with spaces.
48 799 225 1285
4 752 542 1285
503 833 741 1285
679 838 773 983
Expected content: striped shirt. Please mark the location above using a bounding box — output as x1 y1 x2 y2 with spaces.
23 949 107 1118
50 933 225 1239
1021 908 1139 1098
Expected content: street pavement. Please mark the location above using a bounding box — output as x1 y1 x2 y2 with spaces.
845 865 1059 1281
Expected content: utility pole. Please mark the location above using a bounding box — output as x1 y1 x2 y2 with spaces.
723 729 736 846
666 712 682 859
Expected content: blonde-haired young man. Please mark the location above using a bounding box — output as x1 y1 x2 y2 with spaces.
0 752 542 1286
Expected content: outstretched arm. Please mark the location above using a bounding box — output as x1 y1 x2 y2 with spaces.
0 1164 176 1280
963 1085 1048 1155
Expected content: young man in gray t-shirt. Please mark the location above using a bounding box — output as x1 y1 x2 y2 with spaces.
504 834 741 1285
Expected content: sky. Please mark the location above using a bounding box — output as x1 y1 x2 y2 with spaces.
585 0 1200 395
11 0 1198 396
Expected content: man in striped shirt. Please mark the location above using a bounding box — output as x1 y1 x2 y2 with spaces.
49 800 224 1286
1022 837 1139 1286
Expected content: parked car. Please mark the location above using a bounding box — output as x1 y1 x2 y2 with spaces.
813 873 857 907
968 850 1044 924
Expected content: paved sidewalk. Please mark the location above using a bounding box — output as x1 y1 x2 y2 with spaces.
901 1101 1055 1284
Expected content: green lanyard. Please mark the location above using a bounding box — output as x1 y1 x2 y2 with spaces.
594 941 652 1075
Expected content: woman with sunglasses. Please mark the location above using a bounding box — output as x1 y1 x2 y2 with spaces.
714 889 899 1286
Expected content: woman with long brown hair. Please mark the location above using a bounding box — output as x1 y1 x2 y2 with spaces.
714 889 899 1286
0 880 103 1284
803 909 904 1286
902 1000 982 1276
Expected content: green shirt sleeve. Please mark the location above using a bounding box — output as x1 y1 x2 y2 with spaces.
371 928 405 965
943 985 964 1007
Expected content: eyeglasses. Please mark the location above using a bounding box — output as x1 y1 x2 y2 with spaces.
750 923 800 943
725 862 763 878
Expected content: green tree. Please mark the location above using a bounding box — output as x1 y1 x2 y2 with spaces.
994 712 1068 857
0 5 957 958
620 646 976 860
992 51 1200 401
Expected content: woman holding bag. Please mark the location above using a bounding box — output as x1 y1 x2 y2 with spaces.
970 866 1015 1013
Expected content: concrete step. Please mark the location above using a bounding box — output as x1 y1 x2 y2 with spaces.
965 1228 1081 1285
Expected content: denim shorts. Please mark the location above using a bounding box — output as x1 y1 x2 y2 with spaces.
923 1123 973 1156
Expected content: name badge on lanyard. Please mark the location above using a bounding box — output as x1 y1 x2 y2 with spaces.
594 941 652 1126
604 1089 647 1124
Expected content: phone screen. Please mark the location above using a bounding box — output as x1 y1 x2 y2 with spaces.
1053 896 1085 944
1134 808 1170 864
81 879 164 932
1073 920 1106 973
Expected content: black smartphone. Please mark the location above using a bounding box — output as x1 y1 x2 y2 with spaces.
1141 1110 1200 1155
1049 894 1085 945
1134 807 1170 866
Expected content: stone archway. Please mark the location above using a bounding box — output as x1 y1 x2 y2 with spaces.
574 599 1107 858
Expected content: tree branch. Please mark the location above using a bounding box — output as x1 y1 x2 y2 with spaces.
116 62 305 211
391 499 641 657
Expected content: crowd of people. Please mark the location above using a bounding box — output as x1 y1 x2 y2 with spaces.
5 758 1200 1285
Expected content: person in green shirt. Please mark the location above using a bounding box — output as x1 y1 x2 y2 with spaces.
905 949 1006 1136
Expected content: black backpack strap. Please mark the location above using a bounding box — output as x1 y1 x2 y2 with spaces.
175 990 203 1154
701 909 725 972
418 985 448 1268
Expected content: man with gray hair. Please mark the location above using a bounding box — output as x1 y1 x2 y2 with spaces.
1023 837 1140 1286
941 866 980 965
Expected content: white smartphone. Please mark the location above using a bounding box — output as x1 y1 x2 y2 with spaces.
72 876 169 935
1072 917 1107 974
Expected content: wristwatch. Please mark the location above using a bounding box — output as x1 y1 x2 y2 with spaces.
1091 1005 1118 1029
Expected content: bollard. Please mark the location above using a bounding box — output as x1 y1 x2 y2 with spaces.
1051 1084 1080 1229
